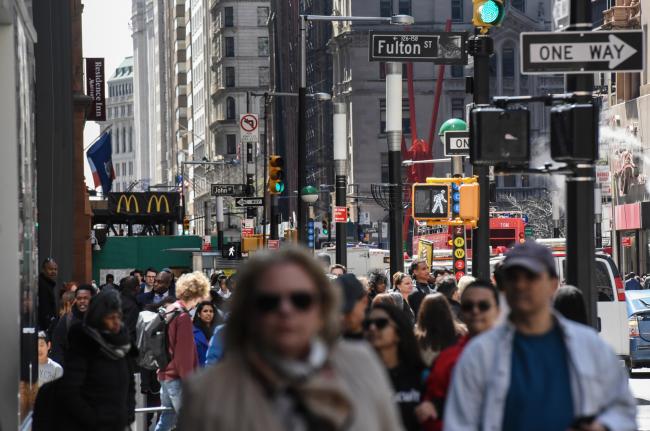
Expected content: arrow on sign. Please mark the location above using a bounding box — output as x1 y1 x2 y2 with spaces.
235 197 263 207
530 34 637 69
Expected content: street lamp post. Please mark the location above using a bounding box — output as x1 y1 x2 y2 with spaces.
333 102 347 266
386 62 404 278
298 13 414 248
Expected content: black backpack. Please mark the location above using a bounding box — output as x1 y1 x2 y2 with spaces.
135 306 183 370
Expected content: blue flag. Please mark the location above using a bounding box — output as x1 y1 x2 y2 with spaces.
86 131 115 193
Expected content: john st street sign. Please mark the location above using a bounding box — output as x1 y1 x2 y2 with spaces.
369 31 467 64
521 30 644 74
211 184 245 197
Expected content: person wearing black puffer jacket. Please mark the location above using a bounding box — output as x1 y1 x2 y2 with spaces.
55 290 136 430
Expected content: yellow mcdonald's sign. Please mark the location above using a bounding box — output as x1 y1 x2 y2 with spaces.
147 194 170 213
116 194 139 213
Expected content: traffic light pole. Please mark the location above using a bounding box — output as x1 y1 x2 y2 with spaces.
469 33 493 280
386 62 404 277
565 0 597 328
333 102 347 266
297 16 307 245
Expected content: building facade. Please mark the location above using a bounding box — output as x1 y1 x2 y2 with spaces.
102 57 137 192
329 0 562 231
207 0 270 237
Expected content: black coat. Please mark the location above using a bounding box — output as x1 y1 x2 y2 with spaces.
55 323 135 430
407 281 434 318
49 307 84 366
38 273 58 330
120 291 141 344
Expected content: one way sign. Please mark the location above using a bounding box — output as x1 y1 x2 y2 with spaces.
521 30 644 74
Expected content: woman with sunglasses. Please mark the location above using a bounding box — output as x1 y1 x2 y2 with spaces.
364 302 425 431
414 294 465 367
415 280 500 431
178 248 404 431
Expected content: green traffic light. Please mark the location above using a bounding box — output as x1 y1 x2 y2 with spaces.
480 0 501 24
275 182 285 193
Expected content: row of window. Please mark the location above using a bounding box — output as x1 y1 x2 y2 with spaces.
107 104 133 120
217 65 269 89
114 161 133 178
113 126 133 154
109 82 132 98
378 0 524 22
222 6 269 28
377 97 466 134
223 36 269 58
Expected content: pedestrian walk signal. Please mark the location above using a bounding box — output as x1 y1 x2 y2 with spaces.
472 0 505 32
412 177 480 225
268 156 285 195
412 184 450 221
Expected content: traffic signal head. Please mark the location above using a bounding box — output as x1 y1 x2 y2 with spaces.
322 218 329 235
459 182 480 221
182 216 190 234
268 155 285 195
451 182 461 218
470 106 530 167
472 0 505 32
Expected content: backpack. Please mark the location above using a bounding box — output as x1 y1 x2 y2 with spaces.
135 306 183 370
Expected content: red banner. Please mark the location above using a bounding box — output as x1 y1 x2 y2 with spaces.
86 58 106 121
334 206 348 223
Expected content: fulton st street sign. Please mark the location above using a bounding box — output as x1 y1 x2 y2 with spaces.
520 30 644 74
369 31 467 64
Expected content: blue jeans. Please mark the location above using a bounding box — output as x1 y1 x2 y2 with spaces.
154 378 182 431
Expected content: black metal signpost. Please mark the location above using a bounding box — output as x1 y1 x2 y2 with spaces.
369 31 468 64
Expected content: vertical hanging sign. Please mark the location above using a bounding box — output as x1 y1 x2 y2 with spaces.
452 225 467 281
86 58 106 121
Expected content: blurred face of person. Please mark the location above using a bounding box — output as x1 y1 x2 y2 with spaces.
199 305 215 325
461 287 499 336
38 339 49 363
503 268 558 318
374 281 387 294
344 295 368 334
154 272 171 293
43 261 58 281
75 290 92 313
364 308 399 352
413 262 430 283
254 263 323 360
397 277 413 296
145 271 156 287
330 267 345 277
133 273 143 284
102 311 123 334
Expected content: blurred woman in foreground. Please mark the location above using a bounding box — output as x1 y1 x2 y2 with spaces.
178 248 404 431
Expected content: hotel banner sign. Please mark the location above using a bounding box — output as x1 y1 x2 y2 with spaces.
86 57 106 121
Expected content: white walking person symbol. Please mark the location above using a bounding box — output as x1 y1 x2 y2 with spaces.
432 190 447 215
228 246 235 257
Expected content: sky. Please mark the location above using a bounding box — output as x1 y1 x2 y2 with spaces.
82 0 133 187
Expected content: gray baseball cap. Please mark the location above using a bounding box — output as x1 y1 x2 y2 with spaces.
501 241 558 278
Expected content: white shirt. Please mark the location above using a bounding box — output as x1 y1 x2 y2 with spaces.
38 358 63 386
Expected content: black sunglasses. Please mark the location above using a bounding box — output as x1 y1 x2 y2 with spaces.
254 292 317 313
461 300 492 313
362 317 391 331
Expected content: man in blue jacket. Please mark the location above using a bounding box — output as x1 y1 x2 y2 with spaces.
444 241 636 431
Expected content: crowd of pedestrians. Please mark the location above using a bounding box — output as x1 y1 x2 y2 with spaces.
32 241 637 430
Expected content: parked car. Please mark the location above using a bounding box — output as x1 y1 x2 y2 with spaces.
626 290 650 370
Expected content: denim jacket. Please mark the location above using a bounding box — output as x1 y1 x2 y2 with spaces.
443 313 636 431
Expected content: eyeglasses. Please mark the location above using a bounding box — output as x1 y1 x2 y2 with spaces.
362 317 391 331
254 291 318 314
461 300 492 313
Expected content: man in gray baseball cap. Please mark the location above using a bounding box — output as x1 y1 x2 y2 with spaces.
444 241 636 431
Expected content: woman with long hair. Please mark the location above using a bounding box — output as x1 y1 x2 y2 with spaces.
365 302 425 430
392 272 415 325
414 293 465 367
193 301 218 365
178 248 404 431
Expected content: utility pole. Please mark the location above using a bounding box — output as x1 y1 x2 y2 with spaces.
333 102 347 266
565 0 597 328
469 32 493 280
297 15 308 245
386 62 404 277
